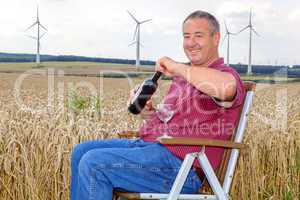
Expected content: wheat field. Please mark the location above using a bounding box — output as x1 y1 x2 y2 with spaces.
0 72 299 200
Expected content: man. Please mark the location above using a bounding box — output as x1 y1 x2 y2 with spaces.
70 10 245 200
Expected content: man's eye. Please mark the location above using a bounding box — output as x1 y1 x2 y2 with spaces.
184 35 190 39
195 35 203 38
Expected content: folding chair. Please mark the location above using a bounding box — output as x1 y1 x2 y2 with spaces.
114 81 256 200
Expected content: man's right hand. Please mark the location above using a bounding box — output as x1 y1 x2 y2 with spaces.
140 100 155 120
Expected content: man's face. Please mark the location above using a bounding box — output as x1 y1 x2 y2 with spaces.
183 18 220 66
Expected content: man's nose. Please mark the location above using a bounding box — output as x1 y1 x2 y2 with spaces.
187 37 197 47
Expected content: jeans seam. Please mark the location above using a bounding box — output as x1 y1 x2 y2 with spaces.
93 165 181 172
88 168 97 200
94 165 197 183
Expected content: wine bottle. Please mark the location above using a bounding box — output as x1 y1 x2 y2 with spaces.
128 71 162 114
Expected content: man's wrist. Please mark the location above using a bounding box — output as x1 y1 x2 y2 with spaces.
177 63 190 79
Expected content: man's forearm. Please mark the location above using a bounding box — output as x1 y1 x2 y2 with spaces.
177 63 237 101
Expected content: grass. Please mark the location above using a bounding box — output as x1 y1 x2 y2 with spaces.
68 90 101 116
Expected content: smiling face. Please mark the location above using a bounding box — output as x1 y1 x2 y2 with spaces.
183 18 220 66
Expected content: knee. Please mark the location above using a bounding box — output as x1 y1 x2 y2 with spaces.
71 142 91 166
77 152 91 175
77 150 106 178
78 149 116 172
77 150 113 188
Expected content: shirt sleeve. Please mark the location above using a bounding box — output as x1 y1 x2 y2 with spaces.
163 77 179 105
212 66 245 109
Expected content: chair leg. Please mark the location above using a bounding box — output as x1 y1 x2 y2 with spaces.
166 153 196 200
197 152 228 200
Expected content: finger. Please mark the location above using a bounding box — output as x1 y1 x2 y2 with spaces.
156 63 170 76
157 66 172 77
140 110 155 120
155 63 165 73
145 100 153 110
146 99 152 106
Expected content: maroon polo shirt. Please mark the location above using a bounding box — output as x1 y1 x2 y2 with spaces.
139 58 245 172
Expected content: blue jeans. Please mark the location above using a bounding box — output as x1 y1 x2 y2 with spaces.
70 139 202 200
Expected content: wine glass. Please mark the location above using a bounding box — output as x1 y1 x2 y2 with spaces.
156 103 174 139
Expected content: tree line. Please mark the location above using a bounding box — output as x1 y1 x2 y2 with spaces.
0 52 299 77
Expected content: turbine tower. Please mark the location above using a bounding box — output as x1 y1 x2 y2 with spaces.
237 9 259 75
25 5 47 64
127 10 151 70
221 20 237 66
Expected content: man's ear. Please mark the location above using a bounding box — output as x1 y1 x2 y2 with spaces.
213 32 221 46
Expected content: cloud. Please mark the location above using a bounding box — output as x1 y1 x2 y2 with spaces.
288 8 300 21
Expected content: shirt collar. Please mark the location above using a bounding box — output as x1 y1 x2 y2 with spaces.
185 57 225 68
208 57 224 68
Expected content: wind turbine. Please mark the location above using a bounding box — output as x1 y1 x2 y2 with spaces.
25 5 47 64
127 10 151 70
237 9 259 75
221 20 238 66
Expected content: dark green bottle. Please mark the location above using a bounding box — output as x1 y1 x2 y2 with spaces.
128 71 162 114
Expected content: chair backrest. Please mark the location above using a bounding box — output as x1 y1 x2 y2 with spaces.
200 82 256 194
219 81 256 193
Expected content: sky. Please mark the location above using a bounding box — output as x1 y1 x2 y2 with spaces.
0 0 299 65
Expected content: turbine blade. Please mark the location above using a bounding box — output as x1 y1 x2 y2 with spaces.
133 25 139 41
139 42 144 47
252 27 260 36
236 25 249 34
40 32 47 39
127 10 139 23
220 34 228 47
26 35 37 40
250 8 252 24
140 19 152 24
25 22 38 31
37 5 39 21
39 23 48 31
224 19 229 33
224 20 237 35
128 41 137 47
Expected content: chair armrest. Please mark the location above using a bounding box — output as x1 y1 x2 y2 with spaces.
157 137 246 149
117 131 139 139
114 191 140 199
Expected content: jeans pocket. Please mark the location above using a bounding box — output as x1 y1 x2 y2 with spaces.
155 144 181 169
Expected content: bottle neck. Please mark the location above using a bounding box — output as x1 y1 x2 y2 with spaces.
151 71 162 82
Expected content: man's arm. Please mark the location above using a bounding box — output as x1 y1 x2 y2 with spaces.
155 57 237 101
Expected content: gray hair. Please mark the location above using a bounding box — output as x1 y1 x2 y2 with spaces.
183 10 220 35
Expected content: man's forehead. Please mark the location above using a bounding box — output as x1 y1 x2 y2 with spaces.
183 18 211 33
183 30 205 35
